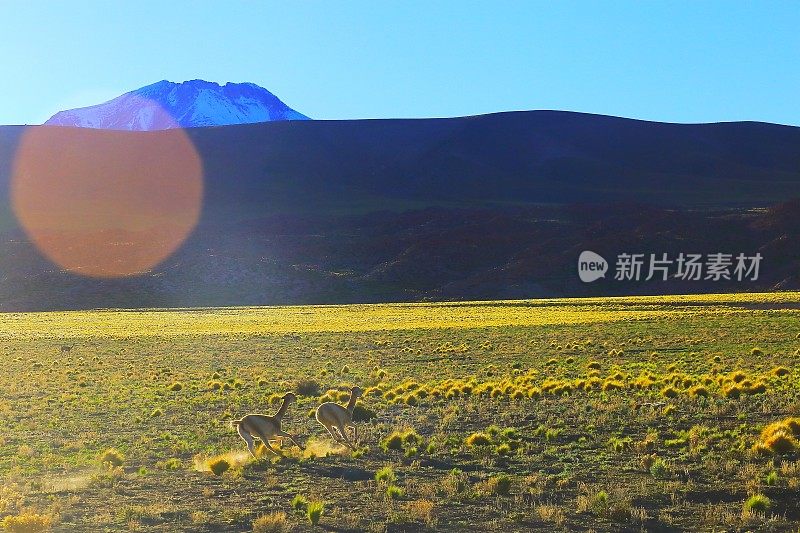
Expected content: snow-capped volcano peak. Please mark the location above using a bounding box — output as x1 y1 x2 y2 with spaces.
44 80 309 130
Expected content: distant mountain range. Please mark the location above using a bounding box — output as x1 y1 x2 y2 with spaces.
1 109 799 309
44 80 308 130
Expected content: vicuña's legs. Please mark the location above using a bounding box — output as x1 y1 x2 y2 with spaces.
335 424 356 449
254 431 281 455
325 424 348 446
277 430 304 450
237 426 257 457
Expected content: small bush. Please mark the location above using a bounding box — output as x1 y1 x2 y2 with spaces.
295 379 321 396
495 443 512 456
382 429 423 452
772 367 790 377
723 385 741 399
688 385 709 398
488 475 513 496
766 471 778 485
100 448 124 467
650 458 669 479
386 485 405 499
208 457 231 476
661 386 679 398
375 466 396 483
382 432 404 451
743 494 771 513
158 457 182 470
465 432 492 447
291 494 308 512
306 501 324 525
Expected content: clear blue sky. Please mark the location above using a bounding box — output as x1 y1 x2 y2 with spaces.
1 1 798 125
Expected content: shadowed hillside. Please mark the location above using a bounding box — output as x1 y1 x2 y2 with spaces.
0 111 799 309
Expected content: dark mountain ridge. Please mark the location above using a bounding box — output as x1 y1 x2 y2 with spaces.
1 110 799 310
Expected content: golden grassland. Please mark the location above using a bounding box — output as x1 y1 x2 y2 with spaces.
0 290 797 339
1 291 800 531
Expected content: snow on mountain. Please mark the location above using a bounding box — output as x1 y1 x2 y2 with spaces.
44 80 309 130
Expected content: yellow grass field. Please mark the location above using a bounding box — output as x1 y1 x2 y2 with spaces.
1 292 800 531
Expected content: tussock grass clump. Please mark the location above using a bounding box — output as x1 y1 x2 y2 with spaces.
766 471 778 485
291 494 308 512
465 432 492 447
723 384 742 399
295 379 321 396
100 448 124 467
661 386 679 398
730 370 747 383
495 443 512 455
1 511 54 532
751 347 764 357
375 466 396 483
386 485 405 499
587 361 601 370
753 417 800 455
772 366 790 377
167 381 183 391
208 457 231 476
382 429 423 452
306 501 324 525
486 475 513 496
688 385 709 398
252 512 289 533
743 494 771 513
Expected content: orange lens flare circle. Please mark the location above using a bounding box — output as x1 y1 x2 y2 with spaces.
11 104 203 278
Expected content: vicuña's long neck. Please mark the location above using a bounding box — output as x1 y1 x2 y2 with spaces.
345 392 358 414
275 398 289 420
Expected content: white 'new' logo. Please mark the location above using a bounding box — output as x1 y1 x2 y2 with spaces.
578 251 608 282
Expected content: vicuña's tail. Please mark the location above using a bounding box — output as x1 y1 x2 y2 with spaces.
230 418 244 428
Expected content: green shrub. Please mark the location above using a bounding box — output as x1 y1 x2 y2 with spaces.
386 485 404 499
375 466 395 483
743 494 771 513
465 432 492 447
382 432 404 451
650 458 669 479
291 494 309 512
208 457 231 476
495 443 512 456
306 501 324 525
765 471 778 486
